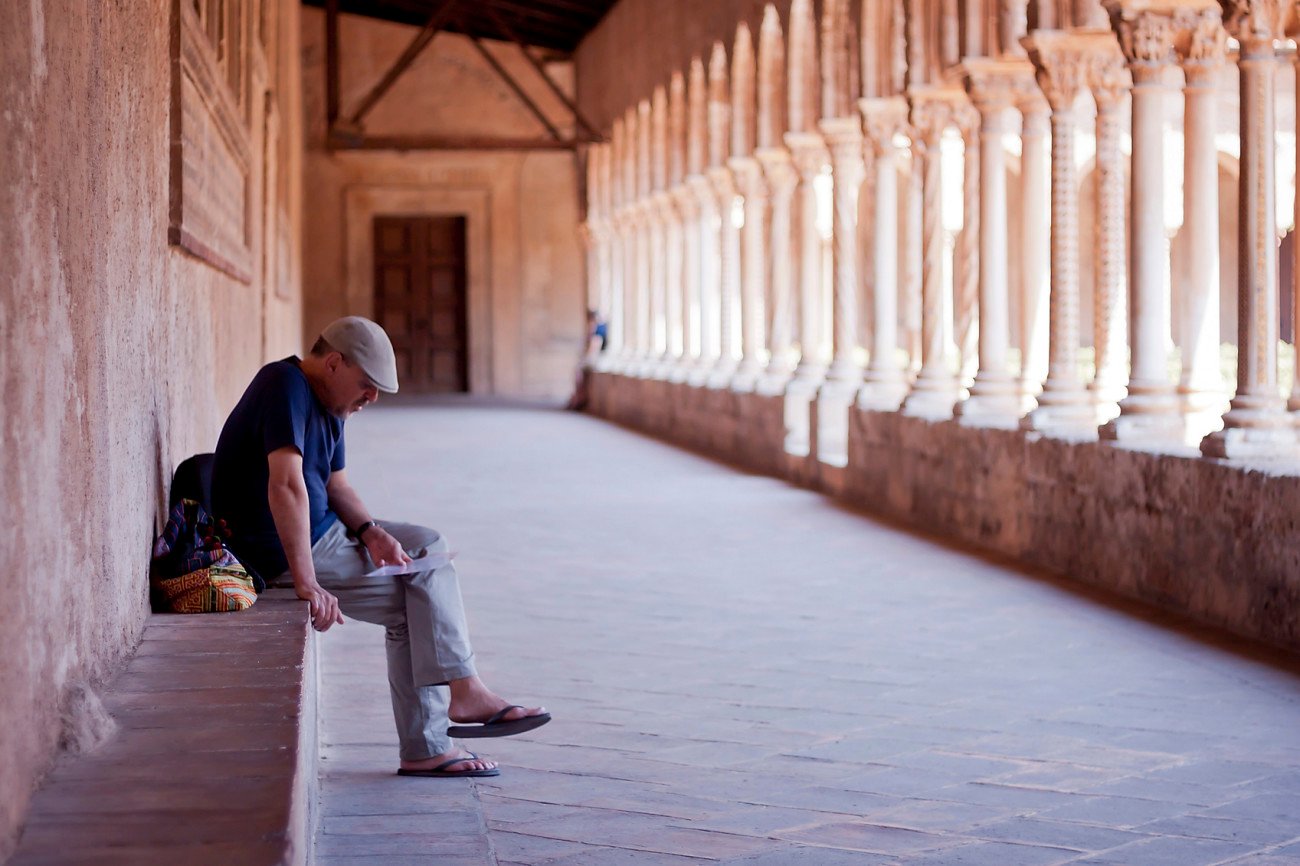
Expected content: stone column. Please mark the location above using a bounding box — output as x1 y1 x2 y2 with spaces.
956 61 1032 427
1021 33 1098 435
632 202 652 375
1180 8 1228 437
1017 94 1051 408
670 186 699 383
858 97 911 410
955 106 981 384
688 174 721 385
731 156 769 392
902 91 964 420
708 166 741 386
1102 10 1182 442
646 197 668 376
1202 0 1296 457
657 192 683 373
604 212 626 369
819 116 866 396
1089 61 1130 423
787 132 830 393
756 147 800 395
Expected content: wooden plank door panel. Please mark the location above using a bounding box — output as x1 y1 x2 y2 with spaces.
373 215 468 392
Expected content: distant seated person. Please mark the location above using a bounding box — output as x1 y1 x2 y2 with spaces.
566 308 607 410
212 316 549 778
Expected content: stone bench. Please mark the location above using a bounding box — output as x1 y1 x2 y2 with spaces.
10 590 317 866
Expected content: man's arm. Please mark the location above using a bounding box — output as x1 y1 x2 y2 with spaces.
326 469 411 568
268 446 343 631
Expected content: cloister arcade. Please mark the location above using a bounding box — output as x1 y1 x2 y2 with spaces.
580 0 1299 462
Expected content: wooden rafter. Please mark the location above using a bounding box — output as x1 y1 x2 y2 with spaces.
329 131 579 151
482 4 601 141
468 36 564 141
346 0 461 127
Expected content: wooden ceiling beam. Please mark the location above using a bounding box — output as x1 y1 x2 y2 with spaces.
329 131 578 151
345 0 461 127
467 36 564 141
483 4 602 141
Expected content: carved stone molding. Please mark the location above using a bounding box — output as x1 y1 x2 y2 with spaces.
961 57 1037 117
859 96 910 153
1105 0 1224 80
1220 0 1289 50
907 88 967 147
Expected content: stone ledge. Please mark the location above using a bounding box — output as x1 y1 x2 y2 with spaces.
589 372 1300 654
10 590 318 866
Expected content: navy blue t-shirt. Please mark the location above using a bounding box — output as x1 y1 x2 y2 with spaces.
212 358 345 578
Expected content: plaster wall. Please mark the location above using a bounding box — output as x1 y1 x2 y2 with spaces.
0 0 304 856
300 10 585 398
588 374 1300 654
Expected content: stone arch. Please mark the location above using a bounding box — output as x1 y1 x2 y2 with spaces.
787 0 818 134
756 4 786 150
731 23 756 159
707 41 731 169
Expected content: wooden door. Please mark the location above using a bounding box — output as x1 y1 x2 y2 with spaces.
373 215 469 392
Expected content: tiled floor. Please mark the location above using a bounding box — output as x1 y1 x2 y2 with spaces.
314 400 1300 865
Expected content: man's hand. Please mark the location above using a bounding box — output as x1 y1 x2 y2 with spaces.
295 578 344 631
361 526 413 569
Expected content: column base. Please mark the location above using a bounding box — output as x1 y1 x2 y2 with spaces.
686 361 716 388
1098 412 1186 446
815 386 855 468
857 374 909 411
1201 424 1298 459
756 366 795 397
1021 390 1098 439
789 362 827 395
902 372 961 421
954 381 1023 429
783 385 815 457
731 359 766 393
667 361 695 384
706 360 740 389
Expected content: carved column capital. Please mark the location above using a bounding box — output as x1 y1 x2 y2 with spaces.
755 147 798 195
907 88 966 147
1180 5 1229 83
1107 1 1222 82
858 96 910 152
1089 56 1132 110
962 57 1035 118
785 130 829 179
1022 33 1092 111
1220 0 1289 51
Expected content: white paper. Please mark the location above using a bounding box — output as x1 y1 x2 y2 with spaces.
365 548 455 577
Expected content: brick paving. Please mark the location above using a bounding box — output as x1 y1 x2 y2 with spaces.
314 400 1300 865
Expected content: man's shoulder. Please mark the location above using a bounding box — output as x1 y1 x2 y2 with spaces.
245 358 312 400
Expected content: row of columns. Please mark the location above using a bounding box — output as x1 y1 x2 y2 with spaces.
581 0 1300 459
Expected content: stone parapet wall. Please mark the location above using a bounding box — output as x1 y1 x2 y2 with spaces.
590 372 1300 653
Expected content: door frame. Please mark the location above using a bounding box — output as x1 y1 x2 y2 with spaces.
345 185 492 394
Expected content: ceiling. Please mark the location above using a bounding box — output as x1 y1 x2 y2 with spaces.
301 0 620 55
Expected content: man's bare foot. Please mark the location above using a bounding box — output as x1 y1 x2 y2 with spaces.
399 746 497 774
447 675 546 724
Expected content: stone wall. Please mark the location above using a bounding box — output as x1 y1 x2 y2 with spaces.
300 10 585 399
0 0 304 856
589 373 1300 654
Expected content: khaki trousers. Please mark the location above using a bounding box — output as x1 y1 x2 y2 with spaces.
280 519 477 760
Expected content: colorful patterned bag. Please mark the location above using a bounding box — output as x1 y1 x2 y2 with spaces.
150 499 260 613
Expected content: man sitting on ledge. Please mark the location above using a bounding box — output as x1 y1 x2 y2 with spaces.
213 315 549 778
